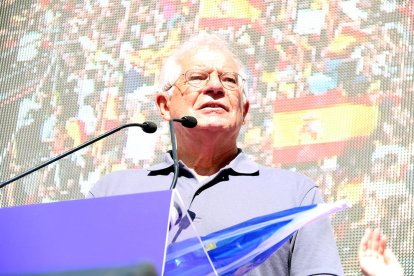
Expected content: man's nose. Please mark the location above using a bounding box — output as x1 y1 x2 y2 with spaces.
204 73 224 94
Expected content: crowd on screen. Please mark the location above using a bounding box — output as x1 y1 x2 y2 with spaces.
0 0 413 272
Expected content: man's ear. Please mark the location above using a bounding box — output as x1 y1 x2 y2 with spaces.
242 100 249 120
156 92 172 121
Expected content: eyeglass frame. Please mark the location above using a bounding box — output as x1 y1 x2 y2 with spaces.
163 69 246 93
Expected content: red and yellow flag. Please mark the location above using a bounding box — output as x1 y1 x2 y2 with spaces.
325 26 368 58
198 0 263 28
273 91 378 164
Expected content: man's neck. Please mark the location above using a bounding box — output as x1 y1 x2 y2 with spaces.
177 143 239 177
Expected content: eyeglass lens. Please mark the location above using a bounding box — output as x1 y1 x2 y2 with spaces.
185 70 242 90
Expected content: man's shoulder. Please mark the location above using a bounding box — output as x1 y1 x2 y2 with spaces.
235 152 315 184
234 153 318 193
256 163 317 188
98 168 149 183
244 163 322 206
111 168 148 176
89 167 170 197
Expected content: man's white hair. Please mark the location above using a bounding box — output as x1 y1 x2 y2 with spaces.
159 32 249 100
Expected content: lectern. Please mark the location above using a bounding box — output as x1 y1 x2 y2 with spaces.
0 190 216 275
0 189 348 275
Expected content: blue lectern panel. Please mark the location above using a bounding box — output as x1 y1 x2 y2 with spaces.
0 190 172 275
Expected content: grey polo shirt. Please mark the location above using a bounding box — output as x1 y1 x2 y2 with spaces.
89 151 344 276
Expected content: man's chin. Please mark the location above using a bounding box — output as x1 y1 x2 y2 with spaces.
195 119 236 132
196 121 227 130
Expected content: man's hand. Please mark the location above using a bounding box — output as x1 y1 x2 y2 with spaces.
358 228 403 276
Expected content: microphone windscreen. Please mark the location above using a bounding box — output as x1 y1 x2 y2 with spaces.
180 116 197 128
142 122 157 133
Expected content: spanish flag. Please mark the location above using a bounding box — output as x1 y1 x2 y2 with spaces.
325 26 368 58
198 0 263 29
128 28 181 75
273 91 378 164
66 118 86 147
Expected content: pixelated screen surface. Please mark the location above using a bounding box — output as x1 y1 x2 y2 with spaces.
0 0 413 274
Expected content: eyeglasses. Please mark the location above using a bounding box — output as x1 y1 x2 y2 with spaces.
167 69 245 92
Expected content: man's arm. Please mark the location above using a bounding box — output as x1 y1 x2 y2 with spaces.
290 186 344 276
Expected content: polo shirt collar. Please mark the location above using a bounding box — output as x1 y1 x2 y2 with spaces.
146 149 259 175
146 151 175 172
226 150 259 175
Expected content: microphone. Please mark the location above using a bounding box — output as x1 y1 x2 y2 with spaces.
139 121 158 133
0 121 158 189
172 116 197 128
168 116 198 190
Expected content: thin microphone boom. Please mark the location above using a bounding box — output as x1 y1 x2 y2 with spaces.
0 122 157 189
169 116 198 190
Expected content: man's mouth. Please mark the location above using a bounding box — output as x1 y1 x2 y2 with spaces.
199 102 229 111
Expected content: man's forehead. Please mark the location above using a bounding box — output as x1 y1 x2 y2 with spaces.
177 47 239 71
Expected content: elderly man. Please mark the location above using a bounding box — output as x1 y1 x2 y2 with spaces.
89 33 343 275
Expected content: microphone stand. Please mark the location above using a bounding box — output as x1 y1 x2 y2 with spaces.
0 122 157 189
169 120 179 190
168 116 197 190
